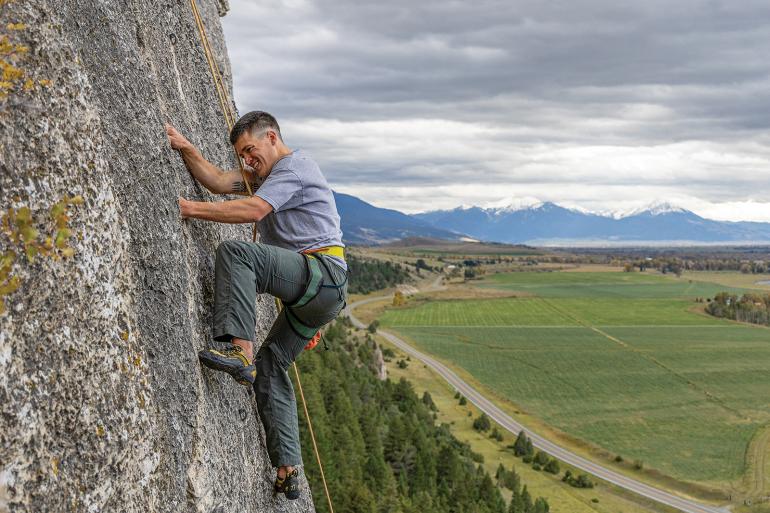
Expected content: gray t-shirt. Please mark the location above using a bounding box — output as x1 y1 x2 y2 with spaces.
255 150 346 269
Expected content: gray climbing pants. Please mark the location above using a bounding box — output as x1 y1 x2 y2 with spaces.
212 240 347 467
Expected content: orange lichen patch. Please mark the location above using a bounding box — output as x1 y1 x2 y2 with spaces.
0 31 29 98
1 19 51 98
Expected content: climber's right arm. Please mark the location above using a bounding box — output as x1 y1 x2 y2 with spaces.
165 124 256 195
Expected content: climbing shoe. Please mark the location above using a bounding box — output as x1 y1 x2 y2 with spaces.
198 345 256 386
274 468 301 500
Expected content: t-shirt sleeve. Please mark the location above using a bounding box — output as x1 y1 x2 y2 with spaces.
254 167 302 212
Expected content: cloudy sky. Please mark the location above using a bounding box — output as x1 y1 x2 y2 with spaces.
221 0 770 221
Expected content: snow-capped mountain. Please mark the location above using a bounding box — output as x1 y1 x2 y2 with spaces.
412 200 770 244
617 201 688 219
333 192 770 245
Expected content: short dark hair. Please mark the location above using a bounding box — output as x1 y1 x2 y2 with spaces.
229 111 283 144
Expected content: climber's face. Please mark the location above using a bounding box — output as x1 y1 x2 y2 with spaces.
234 129 280 179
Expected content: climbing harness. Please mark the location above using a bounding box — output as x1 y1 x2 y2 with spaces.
283 252 348 342
285 256 325 309
187 1 335 510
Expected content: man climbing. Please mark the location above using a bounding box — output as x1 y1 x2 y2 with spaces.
166 111 347 500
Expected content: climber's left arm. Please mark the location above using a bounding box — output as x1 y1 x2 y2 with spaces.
178 196 273 224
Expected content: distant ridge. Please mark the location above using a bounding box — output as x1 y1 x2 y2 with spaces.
333 192 463 245
413 201 770 245
384 237 541 255
334 192 770 246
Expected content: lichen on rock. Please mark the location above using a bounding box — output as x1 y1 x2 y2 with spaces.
0 1 312 511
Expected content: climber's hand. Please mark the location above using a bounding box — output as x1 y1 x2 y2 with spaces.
166 124 193 152
179 197 193 219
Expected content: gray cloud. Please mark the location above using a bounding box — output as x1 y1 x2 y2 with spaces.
221 0 770 221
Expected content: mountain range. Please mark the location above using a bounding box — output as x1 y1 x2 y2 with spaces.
334 193 770 246
333 192 460 244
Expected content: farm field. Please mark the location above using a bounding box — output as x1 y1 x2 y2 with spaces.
377 269 770 490
682 271 770 292
480 270 751 299
379 296 730 327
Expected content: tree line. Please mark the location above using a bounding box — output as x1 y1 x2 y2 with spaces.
624 257 769 275
347 254 412 294
706 292 770 326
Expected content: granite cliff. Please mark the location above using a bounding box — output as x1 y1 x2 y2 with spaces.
0 1 312 511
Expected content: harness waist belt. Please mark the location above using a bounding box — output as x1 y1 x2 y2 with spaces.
301 245 345 261
283 251 348 340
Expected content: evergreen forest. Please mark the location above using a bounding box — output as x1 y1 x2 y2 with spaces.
293 318 549 513
347 255 412 295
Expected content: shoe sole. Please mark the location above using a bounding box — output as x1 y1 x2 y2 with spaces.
274 484 301 500
198 353 255 386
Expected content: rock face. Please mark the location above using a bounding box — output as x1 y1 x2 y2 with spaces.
372 345 388 382
0 1 313 511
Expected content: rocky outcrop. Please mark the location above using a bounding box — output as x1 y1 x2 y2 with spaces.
0 1 312 511
372 345 388 381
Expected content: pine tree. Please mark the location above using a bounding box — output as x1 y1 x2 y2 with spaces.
422 391 438 411
525 439 534 457
513 430 529 456
544 458 560 475
508 486 529 513
508 486 523 513
496 463 506 482
533 497 550 513
503 466 520 492
521 485 533 513
473 413 492 432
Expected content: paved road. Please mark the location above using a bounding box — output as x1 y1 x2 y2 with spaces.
345 293 730 513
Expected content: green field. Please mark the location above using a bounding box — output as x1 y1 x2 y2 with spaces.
380 296 730 326
378 270 770 486
481 270 750 298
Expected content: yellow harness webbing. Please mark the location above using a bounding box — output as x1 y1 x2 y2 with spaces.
301 245 345 260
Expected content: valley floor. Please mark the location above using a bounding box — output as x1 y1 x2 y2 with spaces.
351 262 770 510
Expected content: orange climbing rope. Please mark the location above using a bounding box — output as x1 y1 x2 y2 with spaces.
187 2 335 511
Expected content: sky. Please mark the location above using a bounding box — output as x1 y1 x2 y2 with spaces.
221 0 770 221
